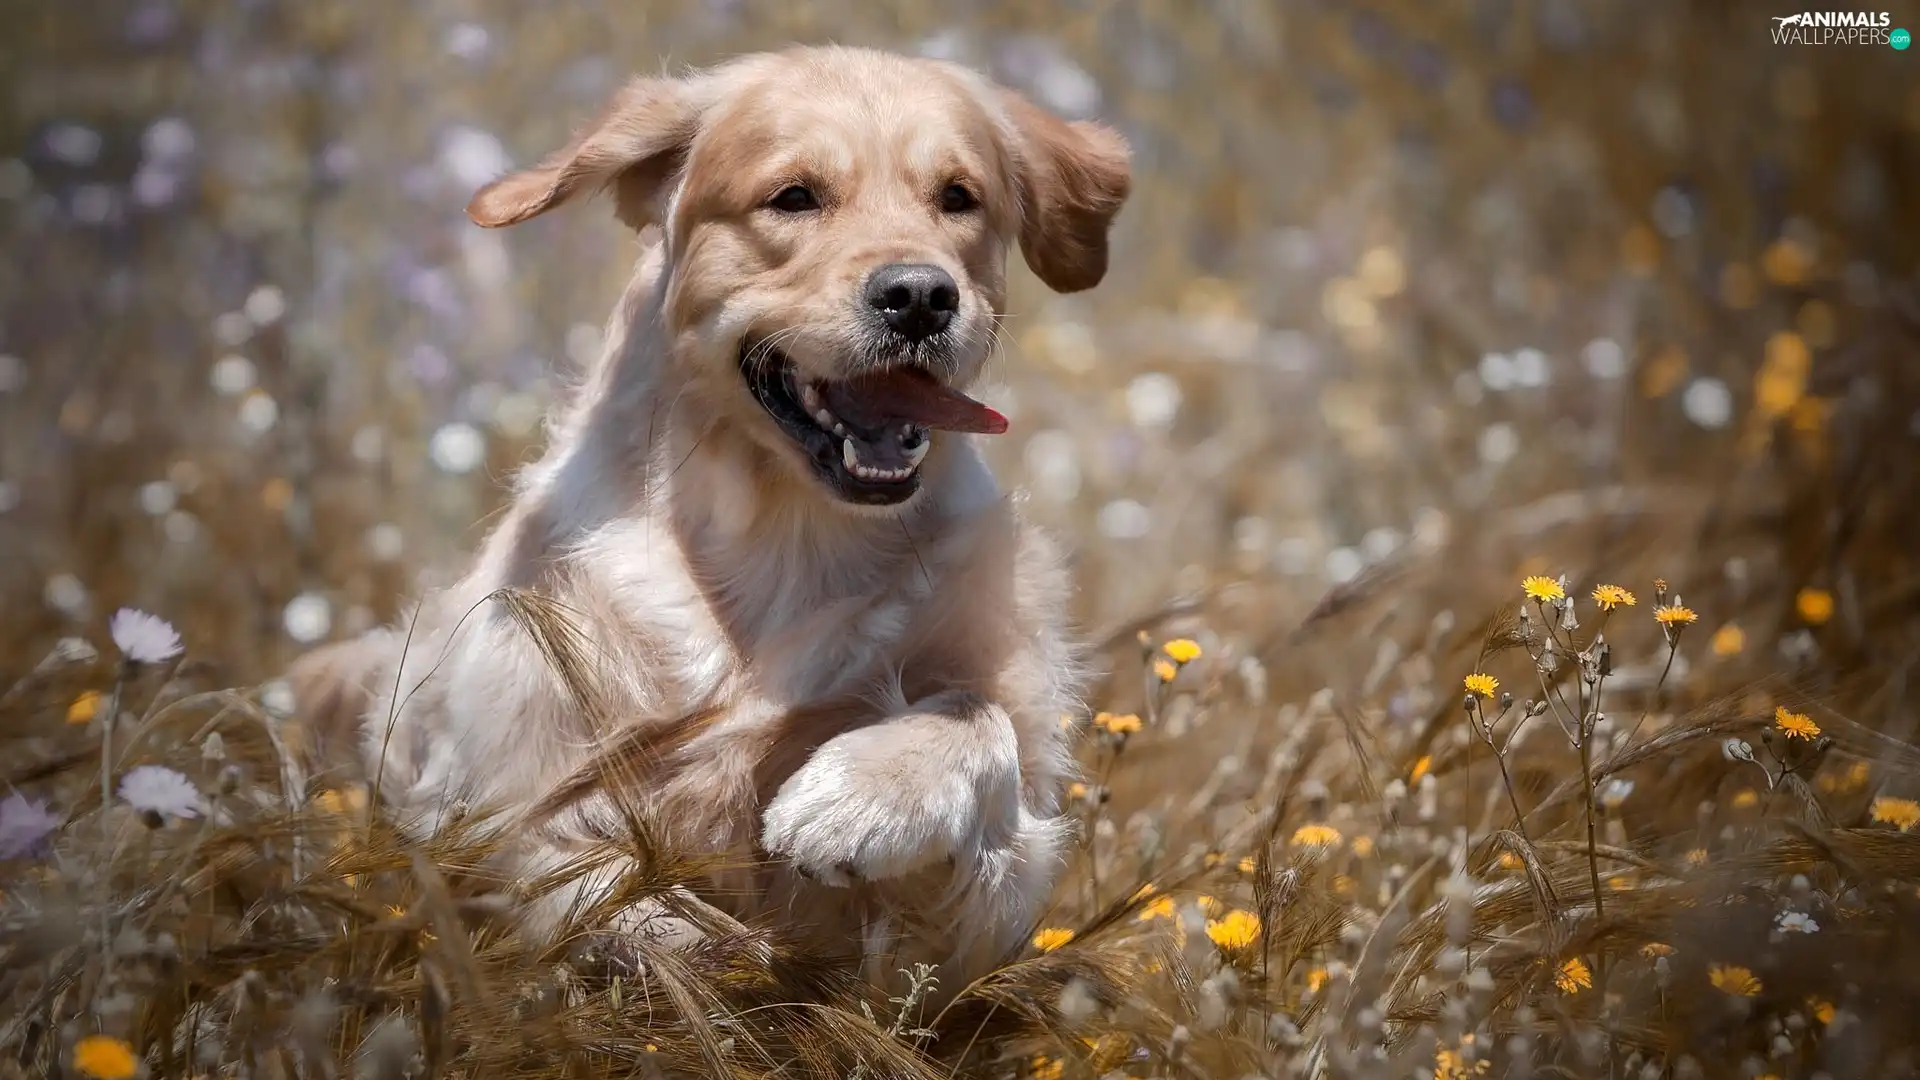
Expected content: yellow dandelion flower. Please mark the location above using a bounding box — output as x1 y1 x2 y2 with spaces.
1291 823 1342 848
1622 225 1663 280
1522 576 1566 603
645 1043 658 1052
1205 909 1261 950
1161 638 1203 664
1555 957 1593 994
1774 706 1820 741
1031 927 1074 952
1151 658 1178 682
1711 624 1746 656
1136 896 1176 922
1130 882 1157 901
1463 673 1499 699
1066 781 1089 800
1435 1039 1491 1080
260 476 294 513
1350 835 1375 857
1655 605 1699 626
1591 584 1637 611
1796 587 1834 626
1641 942 1675 959
1497 851 1523 871
1819 759 1869 794
1029 1056 1064 1080
1709 964 1762 997
72 1036 139 1080
1409 755 1433 785
1731 788 1760 809
1237 855 1257 874
1870 796 1920 831
1806 996 1835 1025
1094 711 1142 735
1306 967 1329 993
1332 873 1357 897
1081 1034 1133 1064
1202 850 1227 869
1685 847 1709 868
66 690 101 725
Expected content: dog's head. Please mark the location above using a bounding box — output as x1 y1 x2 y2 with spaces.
467 46 1130 509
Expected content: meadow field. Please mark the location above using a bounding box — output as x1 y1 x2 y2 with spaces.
4 3 1919 1077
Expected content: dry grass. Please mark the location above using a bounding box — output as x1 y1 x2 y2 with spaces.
9 420 1920 1078
7 2 1920 1078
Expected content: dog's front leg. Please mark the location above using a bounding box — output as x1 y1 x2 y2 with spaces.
760 689 1035 887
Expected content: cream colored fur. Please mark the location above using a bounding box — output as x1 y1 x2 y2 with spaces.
288 44 1130 991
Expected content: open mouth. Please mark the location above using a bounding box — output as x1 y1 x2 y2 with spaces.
740 343 1008 506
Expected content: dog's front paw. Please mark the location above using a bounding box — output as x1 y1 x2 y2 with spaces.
760 704 1019 886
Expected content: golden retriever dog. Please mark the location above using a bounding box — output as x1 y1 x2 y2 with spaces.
289 44 1130 991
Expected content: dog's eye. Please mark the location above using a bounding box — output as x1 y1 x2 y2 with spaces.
939 183 978 214
768 185 820 213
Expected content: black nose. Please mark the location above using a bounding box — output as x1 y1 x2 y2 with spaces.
865 263 957 341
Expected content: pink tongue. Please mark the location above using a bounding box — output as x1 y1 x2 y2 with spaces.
821 368 1009 435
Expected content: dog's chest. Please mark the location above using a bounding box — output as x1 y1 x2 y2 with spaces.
748 589 918 702
721 558 929 703
597 524 934 707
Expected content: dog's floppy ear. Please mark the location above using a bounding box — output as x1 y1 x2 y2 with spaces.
467 75 701 231
1000 93 1132 294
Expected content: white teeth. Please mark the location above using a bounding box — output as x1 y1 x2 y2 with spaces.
798 384 846 434
903 438 930 467
840 436 918 483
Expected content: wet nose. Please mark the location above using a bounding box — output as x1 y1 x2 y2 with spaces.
864 263 958 342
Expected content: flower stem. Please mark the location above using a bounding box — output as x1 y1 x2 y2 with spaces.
1619 643 1679 754
1579 734 1604 922
98 663 127 981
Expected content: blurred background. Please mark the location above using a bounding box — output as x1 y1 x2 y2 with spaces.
2 0 1916 689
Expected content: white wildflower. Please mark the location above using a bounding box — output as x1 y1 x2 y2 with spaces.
1599 778 1635 809
429 421 486 474
109 607 183 664
259 679 296 718
238 390 279 434
118 765 202 822
1774 911 1819 935
1682 377 1733 430
282 592 333 644
0 792 61 858
243 285 287 326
